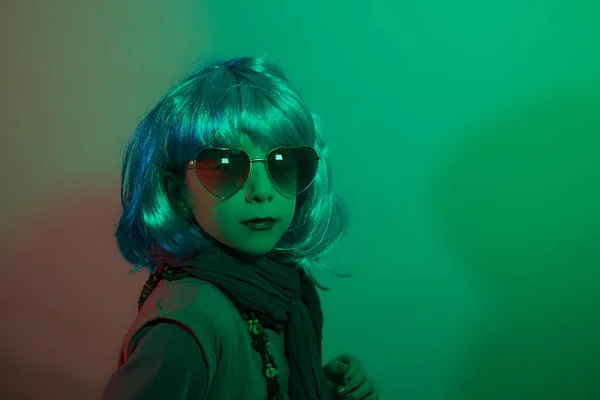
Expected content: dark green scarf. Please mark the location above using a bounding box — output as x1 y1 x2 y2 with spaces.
149 244 332 400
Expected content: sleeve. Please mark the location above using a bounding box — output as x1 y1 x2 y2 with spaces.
103 321 209 400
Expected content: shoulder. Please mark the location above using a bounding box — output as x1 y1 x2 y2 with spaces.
153 277 241 331
134 276 246 359
156 276 233 307
119 277 247 381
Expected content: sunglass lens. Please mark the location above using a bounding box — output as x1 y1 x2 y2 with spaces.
267 147 319 195
195 149 250 197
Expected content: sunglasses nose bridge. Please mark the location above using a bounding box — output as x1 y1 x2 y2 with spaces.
247 158 272 181
244 158 276 200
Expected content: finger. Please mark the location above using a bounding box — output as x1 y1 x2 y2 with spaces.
324 362 347 382
343 358 362 385
340 368 366 394
336 354 354 364
344 378 374 400
336 361 349 374
365 388 380 400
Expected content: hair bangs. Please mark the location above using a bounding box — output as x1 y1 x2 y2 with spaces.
233 82 316 150
168 68 316 168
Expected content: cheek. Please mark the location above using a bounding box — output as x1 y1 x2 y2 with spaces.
185 174 217 226
282 197 297 224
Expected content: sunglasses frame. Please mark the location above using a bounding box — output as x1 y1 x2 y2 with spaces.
186 146 320 199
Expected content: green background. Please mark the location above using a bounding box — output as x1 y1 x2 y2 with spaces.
1 0 598 398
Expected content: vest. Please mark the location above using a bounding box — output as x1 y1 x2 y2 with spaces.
117 277 290 399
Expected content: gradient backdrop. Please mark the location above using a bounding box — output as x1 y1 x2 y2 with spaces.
1 0 599 399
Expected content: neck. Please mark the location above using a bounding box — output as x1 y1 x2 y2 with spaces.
211 240 266 266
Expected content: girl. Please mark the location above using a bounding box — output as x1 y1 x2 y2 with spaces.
103 57 378 400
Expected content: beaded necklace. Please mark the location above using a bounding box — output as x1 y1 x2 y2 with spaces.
137 265 284 400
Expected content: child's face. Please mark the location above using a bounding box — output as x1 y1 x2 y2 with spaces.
184 133 297 256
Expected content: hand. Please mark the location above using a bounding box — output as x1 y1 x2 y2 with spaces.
323 354 380 400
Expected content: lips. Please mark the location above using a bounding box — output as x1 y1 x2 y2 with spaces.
241 217 278 231
241 217 276 224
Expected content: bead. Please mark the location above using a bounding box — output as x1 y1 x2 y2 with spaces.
265 366 278 378
252 336 267 350
248 319 264 335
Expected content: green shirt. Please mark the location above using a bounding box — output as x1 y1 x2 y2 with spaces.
103 322 207 399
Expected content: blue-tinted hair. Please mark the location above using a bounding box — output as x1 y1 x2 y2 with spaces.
116 57 348 286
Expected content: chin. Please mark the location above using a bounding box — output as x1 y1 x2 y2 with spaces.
218 240 274 257
238 246 272 256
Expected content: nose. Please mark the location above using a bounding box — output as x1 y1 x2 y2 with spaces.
245 161 274 203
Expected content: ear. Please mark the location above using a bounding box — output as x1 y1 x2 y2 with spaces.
165 170 196 218
163 170 186 203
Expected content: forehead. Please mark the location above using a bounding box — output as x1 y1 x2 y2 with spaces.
237 132 275 157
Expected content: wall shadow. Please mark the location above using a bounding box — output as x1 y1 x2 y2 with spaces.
429 87 600 399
